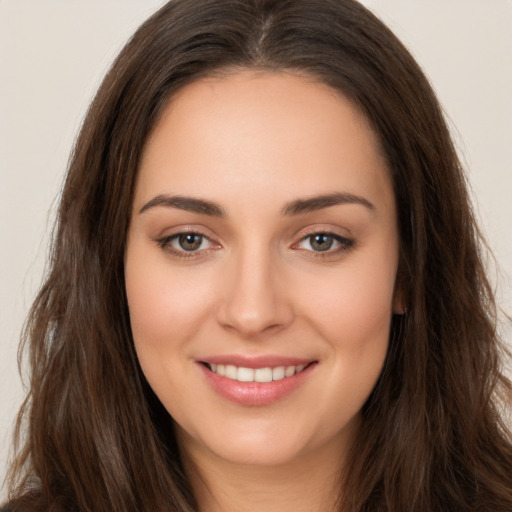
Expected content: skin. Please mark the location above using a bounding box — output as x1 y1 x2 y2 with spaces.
125 70 402 512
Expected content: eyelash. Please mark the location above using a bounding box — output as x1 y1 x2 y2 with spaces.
155 231 216 260
155 230 355 260
293 231 355 259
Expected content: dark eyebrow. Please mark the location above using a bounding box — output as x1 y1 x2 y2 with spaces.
281 192 375 216
139 194 226 217
139 191 375 217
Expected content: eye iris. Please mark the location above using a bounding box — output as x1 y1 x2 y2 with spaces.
178 234 202 251
310 234 334 251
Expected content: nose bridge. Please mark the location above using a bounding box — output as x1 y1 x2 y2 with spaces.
217 240 292 337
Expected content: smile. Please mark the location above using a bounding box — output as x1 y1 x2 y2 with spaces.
206 363 308 383
199 358 317 406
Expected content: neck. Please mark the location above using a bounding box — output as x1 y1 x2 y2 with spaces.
179 431 349 512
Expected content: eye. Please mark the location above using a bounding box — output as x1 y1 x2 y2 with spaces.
174 233 208 251
304 233 336 252
295 232 354 254
156 231 218 257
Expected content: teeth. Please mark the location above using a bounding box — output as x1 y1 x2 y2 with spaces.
272 366 285 380
285 365 295 377
207 363 308 382
237 367 254 382
225 365 238 379
255 368 272 382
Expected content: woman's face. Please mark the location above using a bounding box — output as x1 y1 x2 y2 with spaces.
125 71 401 468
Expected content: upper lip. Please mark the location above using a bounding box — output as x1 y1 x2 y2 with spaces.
198 354 316 368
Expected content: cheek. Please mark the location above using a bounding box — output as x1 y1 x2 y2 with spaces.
300 262 395 423
292 247 397 399
124 245 214 358
124 248 218 415
304 259 396 339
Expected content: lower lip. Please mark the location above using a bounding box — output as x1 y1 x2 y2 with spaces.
198 363 316 406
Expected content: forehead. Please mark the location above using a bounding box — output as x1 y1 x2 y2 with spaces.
136 70 393 214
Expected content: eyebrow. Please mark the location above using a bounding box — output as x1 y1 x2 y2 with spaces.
139 192 375 217
281 192 375 216
139 194 226 216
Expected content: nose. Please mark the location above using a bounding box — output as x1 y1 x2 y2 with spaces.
216 245 294 338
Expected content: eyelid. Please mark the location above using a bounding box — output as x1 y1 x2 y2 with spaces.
291 228 355 257
153 225 355 260
153 227 221 259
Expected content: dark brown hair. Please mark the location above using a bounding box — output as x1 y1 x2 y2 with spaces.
5 0 512 510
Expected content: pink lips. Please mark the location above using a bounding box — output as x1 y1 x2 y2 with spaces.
197 355 317 406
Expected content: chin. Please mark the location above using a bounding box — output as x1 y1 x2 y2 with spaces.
176 413 357 469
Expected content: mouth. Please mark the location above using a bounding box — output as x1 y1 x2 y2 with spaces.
201 361 314 383
198 357 318 406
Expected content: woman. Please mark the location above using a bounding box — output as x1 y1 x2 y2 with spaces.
4 0 512 510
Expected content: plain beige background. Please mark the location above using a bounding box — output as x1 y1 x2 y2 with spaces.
1 0 511 499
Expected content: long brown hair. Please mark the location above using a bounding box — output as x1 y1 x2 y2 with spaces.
6 0 512 510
